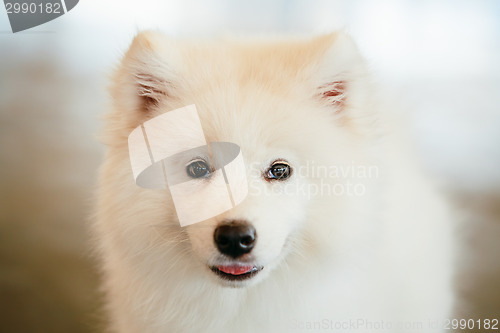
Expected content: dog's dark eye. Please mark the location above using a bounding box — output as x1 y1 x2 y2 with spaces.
266 162 291 181
186 160 210 178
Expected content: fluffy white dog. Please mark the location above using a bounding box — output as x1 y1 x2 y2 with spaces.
93 31 454 332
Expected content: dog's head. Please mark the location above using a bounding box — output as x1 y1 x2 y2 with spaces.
102 31 373 288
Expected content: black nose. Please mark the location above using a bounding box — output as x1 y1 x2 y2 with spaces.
214 221 256 258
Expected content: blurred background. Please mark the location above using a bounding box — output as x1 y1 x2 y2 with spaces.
0 0 499 332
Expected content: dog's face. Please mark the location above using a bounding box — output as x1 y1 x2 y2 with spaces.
105 31 371 288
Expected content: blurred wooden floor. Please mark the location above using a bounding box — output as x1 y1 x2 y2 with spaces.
0 56 104 333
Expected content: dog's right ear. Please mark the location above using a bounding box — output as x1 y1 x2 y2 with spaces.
110 31 179 119
312 32 368 114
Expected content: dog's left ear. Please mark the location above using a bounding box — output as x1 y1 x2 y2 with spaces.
110 31 181 121
312 32 368 113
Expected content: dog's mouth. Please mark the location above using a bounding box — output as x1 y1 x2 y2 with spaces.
210 264 263 281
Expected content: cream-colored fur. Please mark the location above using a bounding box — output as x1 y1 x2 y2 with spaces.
93 31 453 332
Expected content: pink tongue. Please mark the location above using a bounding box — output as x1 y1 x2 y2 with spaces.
218 265 254 275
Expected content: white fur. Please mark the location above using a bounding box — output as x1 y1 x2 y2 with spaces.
93 31 454 332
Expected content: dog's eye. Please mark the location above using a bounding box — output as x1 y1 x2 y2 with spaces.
266 162 291 181
186 160 211 178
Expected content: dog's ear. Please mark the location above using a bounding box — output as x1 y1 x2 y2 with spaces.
312 32 368 113
110 31 179 118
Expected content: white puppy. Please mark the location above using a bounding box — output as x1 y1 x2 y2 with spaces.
93 31 454 332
